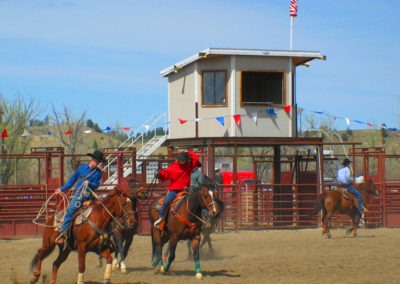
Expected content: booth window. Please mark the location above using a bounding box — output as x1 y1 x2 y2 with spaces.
241 71 284 105
202 71 227 106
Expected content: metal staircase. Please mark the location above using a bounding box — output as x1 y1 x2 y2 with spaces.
101 113 168 187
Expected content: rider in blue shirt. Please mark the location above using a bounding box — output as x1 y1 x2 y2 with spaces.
55 150 105 244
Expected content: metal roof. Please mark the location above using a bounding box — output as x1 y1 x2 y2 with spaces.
160 47 326 77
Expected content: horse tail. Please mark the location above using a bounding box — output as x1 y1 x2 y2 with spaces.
29 246 54 272
312 191 327 215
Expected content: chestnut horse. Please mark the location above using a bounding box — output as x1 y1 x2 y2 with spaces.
30 189 136 284
318 179 379 238
150 185 221 279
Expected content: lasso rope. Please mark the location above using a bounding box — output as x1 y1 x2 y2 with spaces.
32 191 70 227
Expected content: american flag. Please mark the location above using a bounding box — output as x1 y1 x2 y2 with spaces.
289 0 298 17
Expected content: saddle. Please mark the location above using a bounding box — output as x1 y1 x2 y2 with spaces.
339 187 359 208
54 205 94 231
156 191 190 230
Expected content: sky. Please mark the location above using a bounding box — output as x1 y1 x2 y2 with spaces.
0 0 399 132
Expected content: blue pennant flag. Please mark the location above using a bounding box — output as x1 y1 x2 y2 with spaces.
103 126 112 131
216 116 225 126
267 108 277 116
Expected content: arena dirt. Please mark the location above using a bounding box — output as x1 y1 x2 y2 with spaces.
1 228 400 284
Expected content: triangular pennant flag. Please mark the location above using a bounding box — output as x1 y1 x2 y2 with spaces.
267 108 277 116
1 129 8 138
178 118 187 124
345 118 350 126
216 116 225 126
64 130 73 135
123 127 131 131
367 123 374 127
46 131 53 136
283 105 291 114
233 114 241 126
314 111 324 114
21 129 31 137
104 126 111 131
251 112 258 123
143 125 150 132
84 130 93 134
354 120 363 124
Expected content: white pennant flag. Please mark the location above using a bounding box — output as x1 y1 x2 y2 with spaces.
251 112 258 124
84 130 92 134
143 124 150 132
345 118 350 126
21 129 31 137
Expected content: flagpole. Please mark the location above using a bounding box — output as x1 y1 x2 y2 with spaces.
290 16 294 50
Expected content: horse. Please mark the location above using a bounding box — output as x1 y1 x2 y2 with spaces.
317 179 380 238
149 185 221 279
30 188 136 284
162 197 225 261
108 181 149 273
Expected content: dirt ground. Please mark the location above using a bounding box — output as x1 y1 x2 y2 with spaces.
1 227 400 284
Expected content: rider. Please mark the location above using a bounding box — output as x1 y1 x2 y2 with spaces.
337 158 367 215
153 150 199 227
55 150 106 244
190 161 206 194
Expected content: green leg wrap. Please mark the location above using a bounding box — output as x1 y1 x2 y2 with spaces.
194 260 201 273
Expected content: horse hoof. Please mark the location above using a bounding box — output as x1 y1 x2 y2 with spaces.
121 267 127 274
101 280 111 284
195 272 203 279
160 266 165 273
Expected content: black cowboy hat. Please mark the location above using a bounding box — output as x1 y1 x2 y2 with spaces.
87 150 106 164
176 151 190 161
342 158 351 165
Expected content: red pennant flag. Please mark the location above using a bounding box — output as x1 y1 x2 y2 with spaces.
233 114 241 126
123 127 131 131
178 118 187 124
64 130 73 135
1 129 8 138
283 105 291 114
367 123 374 127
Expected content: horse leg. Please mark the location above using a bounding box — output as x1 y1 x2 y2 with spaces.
30 243 56 283
100 248 113 283
161 237 178 273
191 234 203 279
120 234 134 273
186 239 193 260
162 241 170 262
322 210 333 239
112 234 123 271
151 229 163 267
348 212 360 237
51 246 71 284
76 244 88 284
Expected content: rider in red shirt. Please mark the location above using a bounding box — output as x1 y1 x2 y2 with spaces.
154 150 199 227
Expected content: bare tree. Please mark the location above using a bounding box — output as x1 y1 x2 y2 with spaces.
50 105 87 173
0 94 38 184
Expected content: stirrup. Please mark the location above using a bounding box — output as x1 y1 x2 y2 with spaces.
55 232 66 244
154 218 162 228
362 206 369 213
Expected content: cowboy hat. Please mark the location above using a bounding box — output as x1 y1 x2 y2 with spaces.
87 150 106 164
176 151 190 161
342 158 351 165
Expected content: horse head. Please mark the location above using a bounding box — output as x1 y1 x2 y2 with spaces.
357 179 380 205
199 186 221 218
106 189 137 228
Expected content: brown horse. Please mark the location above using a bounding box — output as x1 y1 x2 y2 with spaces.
318 179 380 238
30 188 136 284
150 185 221 279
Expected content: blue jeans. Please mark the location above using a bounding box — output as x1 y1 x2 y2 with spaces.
61 192 90 232
343 184 364 213
159 190 180 218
